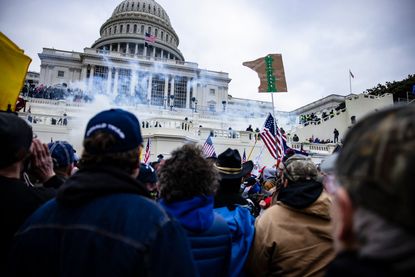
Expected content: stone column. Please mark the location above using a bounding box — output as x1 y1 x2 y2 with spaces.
135 44 138 55
81 65 88 90
164 76 169 108
126 43 129 54
160 49 164 59
130 70 137 96
88 65 95 93
113 68 119 95
144 46 147 57
170 77 175 107
147 74 153 103
106 67 112 95
152 47 156 58
186 78 191 109
109 44 112 52
117 43 120 52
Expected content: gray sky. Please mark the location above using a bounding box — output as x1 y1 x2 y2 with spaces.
1 0 414 111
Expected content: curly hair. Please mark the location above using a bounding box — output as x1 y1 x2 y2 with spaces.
159 144 219 203
79 132 140 174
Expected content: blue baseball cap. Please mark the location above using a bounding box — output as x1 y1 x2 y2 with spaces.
84 109 143 153
48 141 75 168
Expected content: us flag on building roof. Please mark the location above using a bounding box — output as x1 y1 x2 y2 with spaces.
202 135 216 158
143 138 151 164
144 32 156 47
260 113 284 161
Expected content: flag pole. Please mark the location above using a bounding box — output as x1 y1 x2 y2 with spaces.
247 137 257 160
349 69 352 94
271 92 278 161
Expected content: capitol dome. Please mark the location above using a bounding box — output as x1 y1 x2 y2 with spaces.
91 0 184 61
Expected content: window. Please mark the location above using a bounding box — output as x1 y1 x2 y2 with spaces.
109 27 112 34
161 31 164 40
151 75 166 106
174 77 187 108
134 24 137 33
120 25 123 33
208 101 216 112
141 25 144 33
210 89 215 96
131 3 134 9
166 34 169 42
148 26 151 34
155 29 158 37
126 24 130 33
93 66 109 94
57 71 64 77
114 26 117 34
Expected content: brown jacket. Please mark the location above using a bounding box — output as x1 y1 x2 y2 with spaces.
247 192 335 277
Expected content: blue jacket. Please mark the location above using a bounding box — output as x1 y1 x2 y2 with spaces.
214 206 255 277
161 196 232 277
9 167 198 277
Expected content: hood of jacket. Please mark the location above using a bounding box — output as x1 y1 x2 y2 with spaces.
278 180 331 220
160 195 215 233
56 166 150 206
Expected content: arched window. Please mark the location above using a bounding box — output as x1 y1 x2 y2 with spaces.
126 24 130 33
166 34 169 42
132 3 134 9
141 25 144 33
148 26 151 34
137 3 140 9
143 3 145 10
134 24 137 33
109 27 112 34
120 25 123 33
158 8 160 16
161 31 164 40
153 6 156 13
155 29 158 37
148 5 151 12
114 26 117 34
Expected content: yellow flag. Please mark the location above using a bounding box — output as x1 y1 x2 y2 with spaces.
0 32 32 112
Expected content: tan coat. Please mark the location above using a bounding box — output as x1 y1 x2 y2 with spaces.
247 192 335 277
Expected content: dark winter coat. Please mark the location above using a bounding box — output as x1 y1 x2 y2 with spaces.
8 167 197 277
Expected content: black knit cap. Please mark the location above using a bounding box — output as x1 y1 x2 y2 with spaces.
0 112 32 168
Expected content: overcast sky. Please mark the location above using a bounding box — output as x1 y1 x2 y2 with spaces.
1 0 414 111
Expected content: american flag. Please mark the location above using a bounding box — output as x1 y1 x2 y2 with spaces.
260 113 284 161
143 138 151 164
145 32 156 45
202 135 216 158
349 69 355 79
242 149 247 163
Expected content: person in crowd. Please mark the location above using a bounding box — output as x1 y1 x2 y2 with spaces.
333 128 339 143
158 144 232 277
246 124 253 132
247 154 334 276
137 163 159 200
9 109 197 276
292 134 299 142
47 140 76 185
214 148 256 277
325 105 415 276
0 112 56 275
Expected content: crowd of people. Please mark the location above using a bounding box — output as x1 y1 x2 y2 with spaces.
1 104 414 276
22 84 93 103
